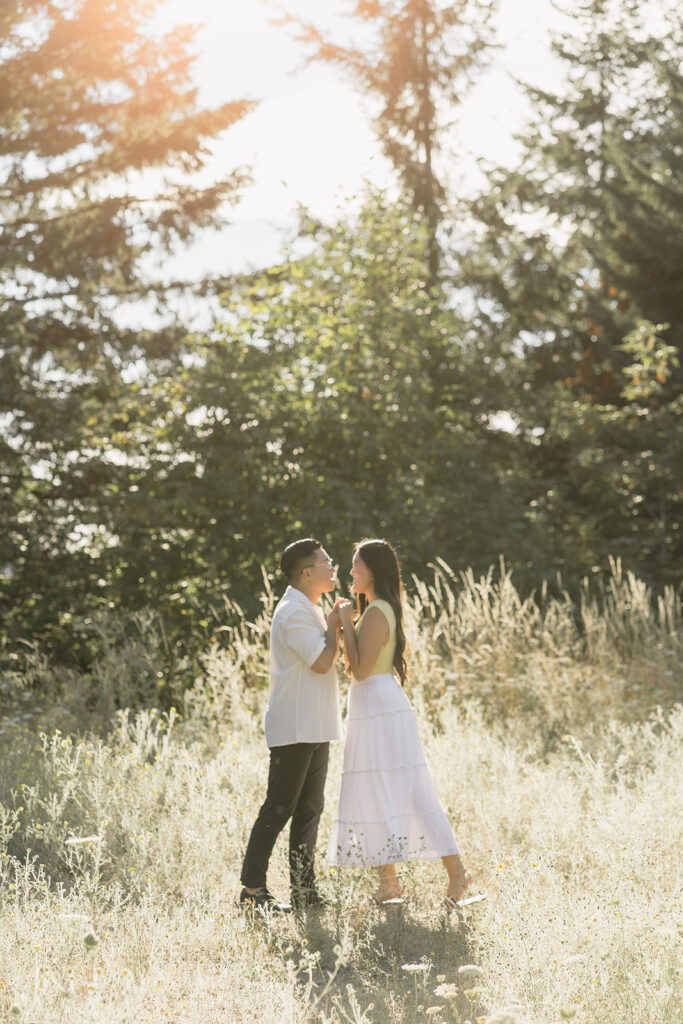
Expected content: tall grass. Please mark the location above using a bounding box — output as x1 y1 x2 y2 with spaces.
406 557 681 741
0 561 680 1023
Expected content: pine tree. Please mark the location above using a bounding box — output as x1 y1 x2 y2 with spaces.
466 0 681 396
599 51 683 360
279 0 496 287
462 0 683 582
0 0 253 650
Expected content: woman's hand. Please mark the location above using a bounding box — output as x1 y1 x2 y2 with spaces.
337 599 354 628
330 598 351 628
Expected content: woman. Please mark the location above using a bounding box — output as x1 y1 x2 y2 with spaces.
326 538 470 906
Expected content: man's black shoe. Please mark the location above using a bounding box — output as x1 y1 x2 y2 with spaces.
240 887 291 912
291 888 336 910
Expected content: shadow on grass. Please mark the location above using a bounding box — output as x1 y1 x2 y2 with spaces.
261 896 482 1022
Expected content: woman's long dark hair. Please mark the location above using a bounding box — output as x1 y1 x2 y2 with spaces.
356 539 407 685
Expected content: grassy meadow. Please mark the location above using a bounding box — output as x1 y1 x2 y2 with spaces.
0 561 681 1024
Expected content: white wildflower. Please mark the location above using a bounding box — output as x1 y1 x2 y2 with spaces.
434 983 459 999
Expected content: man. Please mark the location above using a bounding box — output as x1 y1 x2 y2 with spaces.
239 537 343 910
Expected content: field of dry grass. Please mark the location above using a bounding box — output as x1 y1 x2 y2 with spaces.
0 562 681 1024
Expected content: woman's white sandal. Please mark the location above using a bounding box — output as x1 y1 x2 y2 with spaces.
372 887 404 906
442 891 487 909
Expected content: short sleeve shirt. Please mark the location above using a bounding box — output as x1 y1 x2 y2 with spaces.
264 586 343 747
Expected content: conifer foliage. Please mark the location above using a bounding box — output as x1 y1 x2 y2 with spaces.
463 0 683 580
0 0 253 648
280 0 496 286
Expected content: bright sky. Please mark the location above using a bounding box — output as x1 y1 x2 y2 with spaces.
150 0 572 281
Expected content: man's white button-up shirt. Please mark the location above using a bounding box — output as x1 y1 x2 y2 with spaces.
264 586 343 747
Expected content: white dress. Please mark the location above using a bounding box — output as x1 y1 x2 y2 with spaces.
326 600 459 867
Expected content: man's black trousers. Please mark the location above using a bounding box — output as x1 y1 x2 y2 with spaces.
240 741 330 895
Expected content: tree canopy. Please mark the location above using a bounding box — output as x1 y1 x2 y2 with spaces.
0 0 253 653
1 0 680 668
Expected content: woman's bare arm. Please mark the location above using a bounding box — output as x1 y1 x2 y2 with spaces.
339 604 389 681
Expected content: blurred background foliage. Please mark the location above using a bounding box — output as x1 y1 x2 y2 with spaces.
0 0 681 678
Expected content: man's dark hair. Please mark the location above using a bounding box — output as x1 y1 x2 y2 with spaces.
280 538 322 581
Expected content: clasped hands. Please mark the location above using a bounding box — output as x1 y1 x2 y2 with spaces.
327 596 354 635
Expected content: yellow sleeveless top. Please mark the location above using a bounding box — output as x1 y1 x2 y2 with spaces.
359 598 396 676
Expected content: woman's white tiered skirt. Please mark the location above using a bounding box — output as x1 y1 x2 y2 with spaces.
326 673 459 867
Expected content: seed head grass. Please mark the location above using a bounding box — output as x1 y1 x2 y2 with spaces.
0 561 680 1022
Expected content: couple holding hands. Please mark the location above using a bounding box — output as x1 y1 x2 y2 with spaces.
240 537 470 912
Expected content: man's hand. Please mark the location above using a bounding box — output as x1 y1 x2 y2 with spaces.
311 602 344 674
326 604 341 633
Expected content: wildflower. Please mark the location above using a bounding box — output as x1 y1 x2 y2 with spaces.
464 988 485 1000
426 1009 443 1018
434 983 459 999
65 836 102 846
458 964 485 985
83 931 99 950
402 963 430 973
